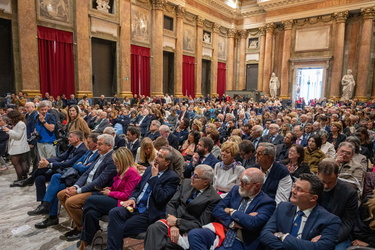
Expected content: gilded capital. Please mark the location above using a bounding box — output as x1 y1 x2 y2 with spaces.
333 11 348 23
282 20 293 30
151 0 165 10
196 16 204 27
265 23 276 32
175 5 185 18
238 29 248 39
228 28 236 38
213 23 220 33
361 7 375 19
259 26 266 36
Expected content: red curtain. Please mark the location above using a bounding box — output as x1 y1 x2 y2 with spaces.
183 55 195 97
217 62 226 98
37 26 75 97
131 45 150 97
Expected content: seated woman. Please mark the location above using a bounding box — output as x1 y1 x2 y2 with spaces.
135 137 157 175
180 130 201 162
328 121 347 150
213 141 245 198
320 130 336 159
77 147 141 250
304 134 325 174
281 144 310 180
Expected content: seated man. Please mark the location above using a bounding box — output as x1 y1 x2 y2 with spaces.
238 139 256 169
144 120 161 141
29 130 87 199
57 134 117 241
184 137 219 178
103 126 125 150
172 118 190 146
107 146 180 249
144 164 221 249
188 168 276 250
260 173 341 250
29 133 99 228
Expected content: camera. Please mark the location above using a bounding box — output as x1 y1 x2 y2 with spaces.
27 132 40 143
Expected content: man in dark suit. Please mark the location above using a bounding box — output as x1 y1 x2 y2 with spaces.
239 140 256 169
262 124 284 145
92 111 110 134
317 160 358 249
144 120 161 141
144 164 221 249
189 168 276 249
160 124 179 150
103 127 125 150
184 137 219 178
260 173 341 250
28 130 87 198
126 126 140 158
172 118 190 145
107 146 180 249
250 125 264 149
135 109 151 137
56 134 117 241
276 132 297 162
178 105 189 123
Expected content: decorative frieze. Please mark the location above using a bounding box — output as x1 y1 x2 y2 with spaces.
333 11 349 23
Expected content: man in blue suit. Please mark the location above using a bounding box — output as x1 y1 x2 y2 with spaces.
188 168 276 249
107 146 180 250
135 109 151 137
184 137 219 178
160 125 179 150
260 173 341 250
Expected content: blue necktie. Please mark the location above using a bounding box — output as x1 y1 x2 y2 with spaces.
187 190 200 204
223 198 249 248
137 184 151 213
291 211 305 237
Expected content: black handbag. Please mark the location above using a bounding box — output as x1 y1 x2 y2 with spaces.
60 167 80 187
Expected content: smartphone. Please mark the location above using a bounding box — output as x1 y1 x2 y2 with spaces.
94 186 103 191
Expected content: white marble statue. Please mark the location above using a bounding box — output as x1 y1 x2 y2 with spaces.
341 69 355 100
96 0 111 13
269 72 280 99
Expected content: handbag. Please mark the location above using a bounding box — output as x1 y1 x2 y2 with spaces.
60 167 80 187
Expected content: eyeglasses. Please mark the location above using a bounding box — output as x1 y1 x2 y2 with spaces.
192 173 207 180
255 151 265 156
240 180 253 186
292 184 311 194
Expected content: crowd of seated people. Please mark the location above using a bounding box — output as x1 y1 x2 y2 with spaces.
2 92 375 249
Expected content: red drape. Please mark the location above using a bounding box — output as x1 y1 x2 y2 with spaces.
183 55 195 98
217 62 226 98
131 45 150 97
37 26 75 97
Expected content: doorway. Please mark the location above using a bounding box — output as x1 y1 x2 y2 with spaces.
0 18 14 94
91 38 116 97
163 51 174 95
295 68 323 102
201 59 211 96
246 64 258 91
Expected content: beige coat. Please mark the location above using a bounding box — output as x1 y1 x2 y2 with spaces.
7 121 30 155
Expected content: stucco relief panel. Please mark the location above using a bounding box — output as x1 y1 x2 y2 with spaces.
183 24 196 53
218 36 227 60
0 0 11 14
295 26 330 52
37 0 73 26
131 5 150 44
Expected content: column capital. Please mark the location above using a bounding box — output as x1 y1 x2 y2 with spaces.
265 23 276 33
361 7 375 20
213 23 220 33
175 5 185 18
228 28 236 38
259 26 266 36
282 20 293 30
333 11 349 23
196 16 204 27
151 0 165 10
238 29 248 39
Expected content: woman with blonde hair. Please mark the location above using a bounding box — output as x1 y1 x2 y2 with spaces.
135 137 157 174
78 147 141 250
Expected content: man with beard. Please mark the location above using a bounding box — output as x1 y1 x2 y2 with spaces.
188 168 276 249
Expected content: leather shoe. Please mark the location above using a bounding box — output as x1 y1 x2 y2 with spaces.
66 231 81 241
35 217 59 229
18 177 34 187
59 228 80 240
27 204 49 216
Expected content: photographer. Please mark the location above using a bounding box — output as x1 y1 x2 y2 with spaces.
25 102 39 173
35 102 57 159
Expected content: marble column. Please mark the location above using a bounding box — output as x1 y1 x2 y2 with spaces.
211 23 220 96
237 30 248 91
75 1 91 97
263 23 275 94
355 7 375 101
150 0 164 96
280 20 293 99
18 0 40 96
226 28 236 91
174 6 184 97
119 0 132 97
257 27 266 92
330 11 348 100
195 16 203 97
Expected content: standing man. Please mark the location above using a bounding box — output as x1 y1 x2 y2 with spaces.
24 102 39 172
260 174 341 250
35 102 57 159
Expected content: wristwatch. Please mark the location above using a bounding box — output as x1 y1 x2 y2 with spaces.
229 208 235 215
277 232 284 240
176 218 181 228
42 121 46 125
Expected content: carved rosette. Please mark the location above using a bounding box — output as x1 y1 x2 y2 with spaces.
196 16 204 27
151 0 165 10
238 30 248 39
282 20 293 30
333 11 349 23
265 23 276 33
259 27 266 36
213 23 220 33
361 7 375 20
176 5 185 18
228 28 236 38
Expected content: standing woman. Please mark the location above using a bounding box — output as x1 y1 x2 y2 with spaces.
66 105 90 141
78 147 141 250
3 110 30 186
